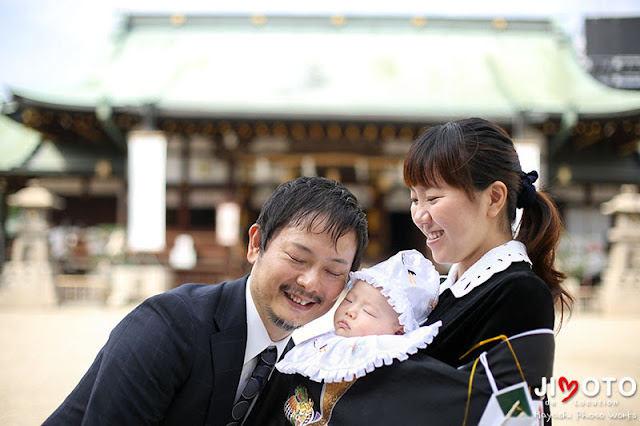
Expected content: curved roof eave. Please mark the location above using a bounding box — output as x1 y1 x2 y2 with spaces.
8 14 640 122
0 113 42 171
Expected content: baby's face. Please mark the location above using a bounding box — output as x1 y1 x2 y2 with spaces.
333 280 403 338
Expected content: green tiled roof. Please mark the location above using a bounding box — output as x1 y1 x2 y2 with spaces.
0 113 41 171
10 15 640 120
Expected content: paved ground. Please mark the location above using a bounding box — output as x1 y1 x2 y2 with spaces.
1 304 639 425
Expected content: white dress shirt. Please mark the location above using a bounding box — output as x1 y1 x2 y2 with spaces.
234 275 290 403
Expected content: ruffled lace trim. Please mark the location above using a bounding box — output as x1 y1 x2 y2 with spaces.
275 321 441 383
349 250 440 332
440 240 531 298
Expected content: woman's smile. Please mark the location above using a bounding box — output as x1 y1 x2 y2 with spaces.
425 230 444 241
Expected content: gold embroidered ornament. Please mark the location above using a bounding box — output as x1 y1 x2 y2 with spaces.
284 386 321 426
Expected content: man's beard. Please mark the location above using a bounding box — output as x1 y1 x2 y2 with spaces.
267 283 323 332
253 281 323 333
265 306 300 332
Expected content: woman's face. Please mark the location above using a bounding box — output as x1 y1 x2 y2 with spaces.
410 181 502 275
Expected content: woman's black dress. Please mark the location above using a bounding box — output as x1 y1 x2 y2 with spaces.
249 261 555 425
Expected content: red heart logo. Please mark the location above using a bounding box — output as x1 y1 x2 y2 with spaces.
558 376 578 402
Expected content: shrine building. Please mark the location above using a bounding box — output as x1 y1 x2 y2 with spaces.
2 13 640 287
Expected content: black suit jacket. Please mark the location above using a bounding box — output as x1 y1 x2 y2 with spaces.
43 275 293 426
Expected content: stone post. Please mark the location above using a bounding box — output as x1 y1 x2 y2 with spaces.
600 184 640 316
0 182 63 306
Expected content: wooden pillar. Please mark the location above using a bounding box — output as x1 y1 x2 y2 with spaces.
0 178 7 267
115 175 127 226
370 169 393 260
362 170 389 261
177 136 190 229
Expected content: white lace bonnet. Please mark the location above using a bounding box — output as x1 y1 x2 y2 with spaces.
348 249 440 333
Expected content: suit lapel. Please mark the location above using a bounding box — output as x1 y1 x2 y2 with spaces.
282 338 295 358
206 277 248 426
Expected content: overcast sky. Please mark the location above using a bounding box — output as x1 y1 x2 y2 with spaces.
1 0 639 100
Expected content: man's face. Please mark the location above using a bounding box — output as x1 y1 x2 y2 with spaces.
247 221 357 341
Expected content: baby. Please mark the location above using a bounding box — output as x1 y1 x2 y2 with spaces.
276 249 442 384
333 275 404 338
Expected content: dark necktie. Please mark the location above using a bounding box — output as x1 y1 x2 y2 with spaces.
227 346 277 426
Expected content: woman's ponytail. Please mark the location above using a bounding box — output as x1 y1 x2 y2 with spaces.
517 190 574 320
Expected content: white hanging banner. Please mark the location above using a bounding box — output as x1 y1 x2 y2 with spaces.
127 130 167 252
513 138 542 236
216 201 241 247
514 139 542 186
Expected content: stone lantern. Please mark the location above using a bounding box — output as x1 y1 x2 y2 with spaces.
0 182 64 306
600 184 640 316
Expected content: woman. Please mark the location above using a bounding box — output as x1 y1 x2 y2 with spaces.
250 118 572 425
407 117 572 366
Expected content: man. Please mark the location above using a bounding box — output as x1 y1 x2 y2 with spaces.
43 176 368 426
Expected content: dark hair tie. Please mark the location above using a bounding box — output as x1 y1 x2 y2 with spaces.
517 170 538 209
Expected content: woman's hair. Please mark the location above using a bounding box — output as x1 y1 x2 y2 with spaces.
404 117 573 316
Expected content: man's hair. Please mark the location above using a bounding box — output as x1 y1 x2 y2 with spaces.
255 176 368 271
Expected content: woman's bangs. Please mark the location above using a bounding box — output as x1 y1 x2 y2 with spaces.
403 151 443 189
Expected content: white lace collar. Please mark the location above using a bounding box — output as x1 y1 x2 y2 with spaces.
275 321 441 383
439 240 531 298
